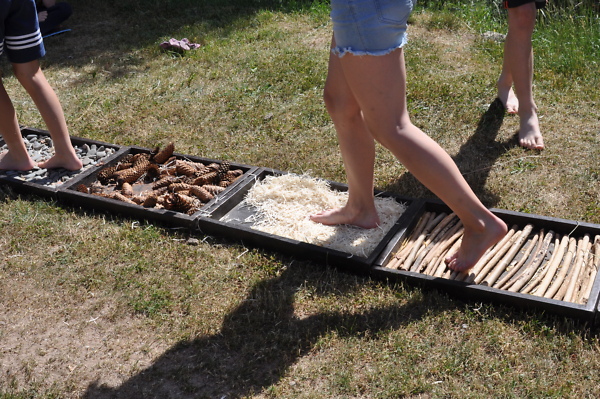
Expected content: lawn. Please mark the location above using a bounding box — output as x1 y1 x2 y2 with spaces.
1 0 599 398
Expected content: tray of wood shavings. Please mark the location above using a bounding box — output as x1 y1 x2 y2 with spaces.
197 168 421 271
57 145 257 229
0 126 124 198
371 199 600 323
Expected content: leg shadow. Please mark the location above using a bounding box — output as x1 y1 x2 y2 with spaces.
82 264 446 398
386 98 512 208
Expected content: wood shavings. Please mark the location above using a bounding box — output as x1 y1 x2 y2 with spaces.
243 174 407 257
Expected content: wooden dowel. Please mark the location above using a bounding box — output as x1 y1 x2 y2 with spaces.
563 234 591 303
507 230 554 293
547 237 577 300
532 235 569 297
480 225 533 286
522 236 560 295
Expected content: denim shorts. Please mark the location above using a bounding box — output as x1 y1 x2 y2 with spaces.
331 0 415 57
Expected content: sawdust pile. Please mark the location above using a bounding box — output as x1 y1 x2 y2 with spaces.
243 173 407 257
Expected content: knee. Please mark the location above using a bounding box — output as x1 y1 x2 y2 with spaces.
323 85 361 121
508 5 537 33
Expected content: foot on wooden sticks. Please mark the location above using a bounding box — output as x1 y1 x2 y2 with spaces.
445 215 507 272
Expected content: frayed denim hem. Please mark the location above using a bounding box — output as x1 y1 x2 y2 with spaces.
331 38 407 58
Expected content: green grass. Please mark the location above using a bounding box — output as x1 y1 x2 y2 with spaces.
1 0 599 398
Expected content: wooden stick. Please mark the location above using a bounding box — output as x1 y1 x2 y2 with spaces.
502 229 544 290
391 211 436 270
563 234 591 303
531 234 569 297
573 238 595 303
433 238 463 277
546 237 577 300
507 230 554 293
481 224 534 287
411 215 459 273
552 237 583 301
521 236 560 295
577 242 600 304
404 213 447 271
494 234 539 289
386 212 434 270
421 223 464 275
409 213 455 272
422 213 457 248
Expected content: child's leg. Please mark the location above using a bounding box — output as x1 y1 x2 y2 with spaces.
12 60 82 170
0 80 36 170
497 56 519 114
502 3 544 150
310 37 380 229
337 48 507 271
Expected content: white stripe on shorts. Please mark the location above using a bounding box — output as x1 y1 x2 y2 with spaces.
5 30 43 51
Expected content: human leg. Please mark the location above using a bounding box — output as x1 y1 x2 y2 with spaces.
0 79 36 170
336 49 507 271
12 60 82 170
497 1 544 149
310 37 380 229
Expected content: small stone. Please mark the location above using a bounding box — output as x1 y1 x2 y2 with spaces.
186 238 200 246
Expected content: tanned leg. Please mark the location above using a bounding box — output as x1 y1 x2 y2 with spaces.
331 48 507 271
499 3 544 150
310 37 380 229
12 60 82 170
0 79 36 170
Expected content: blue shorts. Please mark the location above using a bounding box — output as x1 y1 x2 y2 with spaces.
331 0 415 57
0 0 45 63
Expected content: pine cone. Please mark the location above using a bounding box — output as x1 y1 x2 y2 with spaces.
152 142 175 164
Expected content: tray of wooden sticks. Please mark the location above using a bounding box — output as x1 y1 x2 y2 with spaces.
57 145 258 229
371 199 600 323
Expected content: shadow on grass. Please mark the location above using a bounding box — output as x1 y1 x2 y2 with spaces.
385 98 512 208
81 263 448 398
34 0 322 71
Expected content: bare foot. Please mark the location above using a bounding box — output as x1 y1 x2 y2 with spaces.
445 213 507 272
518 111 544 150
310 206 380 229
37 154 83 171
0 150 36 171
497 86 519 114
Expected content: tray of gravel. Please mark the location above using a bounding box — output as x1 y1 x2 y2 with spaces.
197 168 421 271
57 145 258 229
0 127 124 198
370 199 600 323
